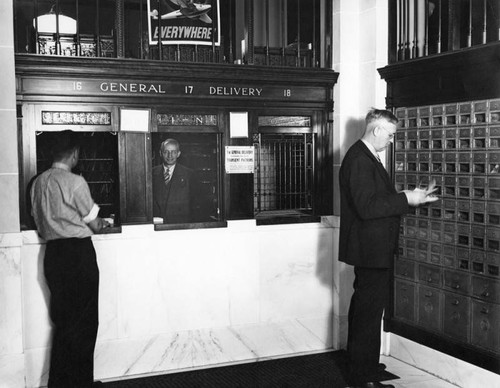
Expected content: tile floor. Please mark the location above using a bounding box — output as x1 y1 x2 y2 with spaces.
381 355 459 388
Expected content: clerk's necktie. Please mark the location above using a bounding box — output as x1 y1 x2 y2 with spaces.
375 154 382 164
164 167 171 185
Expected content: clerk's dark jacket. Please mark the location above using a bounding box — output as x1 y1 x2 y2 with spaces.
153 163 194 224
339 140 409 268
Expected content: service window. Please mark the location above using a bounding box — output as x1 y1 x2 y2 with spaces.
19 104 120 231
253 115 318 223
31 130 120 228
152 113 223 229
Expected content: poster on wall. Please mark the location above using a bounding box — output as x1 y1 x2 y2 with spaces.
147 0 221 46
225 146 255 174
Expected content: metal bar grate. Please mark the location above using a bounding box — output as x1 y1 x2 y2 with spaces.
254 133 312 214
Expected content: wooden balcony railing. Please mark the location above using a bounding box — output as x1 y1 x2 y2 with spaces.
14 0 332 69
390 0 500 63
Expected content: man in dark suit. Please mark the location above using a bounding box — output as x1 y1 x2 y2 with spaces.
153 138 194 224
339 109 438 388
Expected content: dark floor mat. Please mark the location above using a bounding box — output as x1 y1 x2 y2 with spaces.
102 350 399 388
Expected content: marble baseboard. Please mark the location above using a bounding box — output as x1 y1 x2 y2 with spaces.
0 353 25 388
389 334 500 388
25 317 333 387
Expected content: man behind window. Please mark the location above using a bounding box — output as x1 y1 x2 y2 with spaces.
153 138 194 224
31 130 108 387
339 109 438 388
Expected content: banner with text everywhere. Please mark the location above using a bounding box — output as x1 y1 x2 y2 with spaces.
147 0 220 46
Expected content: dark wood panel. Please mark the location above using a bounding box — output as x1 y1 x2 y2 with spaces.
387 318 500 374
15 54 339 89
378 43 500 108
119 132 152 224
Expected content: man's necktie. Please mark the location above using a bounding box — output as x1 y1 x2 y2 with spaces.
375 154 382 164
164 167 171 185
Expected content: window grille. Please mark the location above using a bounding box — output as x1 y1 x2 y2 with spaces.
254 132 314 215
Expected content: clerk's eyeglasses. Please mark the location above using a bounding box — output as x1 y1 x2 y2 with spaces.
379 126 395 139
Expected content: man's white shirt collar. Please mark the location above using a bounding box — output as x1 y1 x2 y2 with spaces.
361 139 380 160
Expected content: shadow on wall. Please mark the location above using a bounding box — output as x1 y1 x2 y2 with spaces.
37 244 53 387
315 224 334 350
343 118 366 155
318 116 364 349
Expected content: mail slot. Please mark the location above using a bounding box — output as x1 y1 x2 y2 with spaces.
394 280 416 322
446 114 457 125
429 243 441 265
486 227 500 252
443 175 456 197
472 177 486 199
457 247 470 270
443 292 470 342
472 226 486 250
445 129 457 148
419 263 441 286
419 152 430 171
489 151 500 174
489 126 500 148
443 222 456 244
473 127 487 149
443 245 456 268
457 223 470 247
431 129 443 149
486 252 500 278
395 131 405 150
472 201 486 224
418 284 442 331
444 269 470 295
459 102 472 114
395 258 416 280
472 276 500 304
445 153 457 173
487 202 500 225
488 177 500 200
458 152 471 173
457 200 470 222
459 128 471 149
443 199 456 221
457 176 471 198
471 249 486 275
471 300 500 352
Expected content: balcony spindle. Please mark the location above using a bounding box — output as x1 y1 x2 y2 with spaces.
398 0 403 60
412 0 418 58
96 0 101 57
405 0 411 59
312 0 317 67
281 0 286 66
437 0 441 53
55 0 61 55
211 6 216 63
157 0 162 60
74 0 80 56
296 0 301 67
228 0 233 63
115 0 124 58
482 0 487 44
139 0 144 59
424 0 429 56
265 0 270 65
402 0 407 59
468 0 472 47
34 0 39 54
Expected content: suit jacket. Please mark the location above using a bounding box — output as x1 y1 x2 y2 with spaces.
152 163 194 224
339 140 409 268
